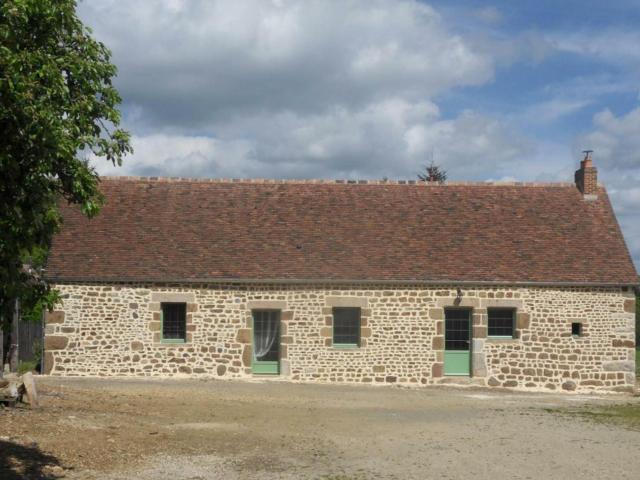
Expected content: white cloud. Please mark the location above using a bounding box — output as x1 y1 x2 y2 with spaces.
576 107 640 267
578 107 640 170
81 0 530 181
80 0 494 131
550 30 640 67
96 99 527 180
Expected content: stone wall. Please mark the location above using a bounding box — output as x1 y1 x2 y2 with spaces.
43 283 636 392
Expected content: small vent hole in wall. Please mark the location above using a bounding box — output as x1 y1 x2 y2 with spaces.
571 322 582 337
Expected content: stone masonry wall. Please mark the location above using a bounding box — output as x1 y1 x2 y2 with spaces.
43 283 636 392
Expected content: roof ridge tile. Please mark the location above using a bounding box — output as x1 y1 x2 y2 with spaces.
99 176 577 188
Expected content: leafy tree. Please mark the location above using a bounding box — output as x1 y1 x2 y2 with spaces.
0 0 131 330
418 162 447 184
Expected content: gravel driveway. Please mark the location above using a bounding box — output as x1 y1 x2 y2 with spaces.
1 377 639 479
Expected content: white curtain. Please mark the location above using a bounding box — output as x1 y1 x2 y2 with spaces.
254 318 278 360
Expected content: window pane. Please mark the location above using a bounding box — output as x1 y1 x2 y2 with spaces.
162 303 186 340
333 308 360 345
445 309 470 350
571 322 582 336
253 310 280 361
488 308 514 337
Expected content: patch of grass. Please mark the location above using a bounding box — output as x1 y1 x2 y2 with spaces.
17 360 38 375
545 404 640 431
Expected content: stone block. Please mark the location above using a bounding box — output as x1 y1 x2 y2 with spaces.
361 327 372 338
612 339 635 348
151 292 196 303
473 326 487 339
45 335 68 351
602 361 635 372
325 296 368 307
373 365 385 373
242 345 252 367
149 321 161 332
130 341 144 351
487 377 500 387
624 298 635 313
319 327 332 338
217 364 227 376
516 313 530 329
247 300 287 309
431 363 443 378
46 311 65 324
236 328 251 344
43 351 54 374
472 353 487 377
432 336 444 350
562 381 576 391
481 299 524 309
580 379 603 387
436 298 480 308
429 308 444 320
280 359 291 376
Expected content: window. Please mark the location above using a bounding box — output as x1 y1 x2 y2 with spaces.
488 308 515 338
333 307 360 347
445 308 471 350
161 302 186 342
571 322 582 337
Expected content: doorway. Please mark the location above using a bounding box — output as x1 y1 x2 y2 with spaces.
252 310 280 375
444 308 471 376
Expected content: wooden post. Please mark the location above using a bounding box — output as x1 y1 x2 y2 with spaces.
0 323 4 378
9 299 19 373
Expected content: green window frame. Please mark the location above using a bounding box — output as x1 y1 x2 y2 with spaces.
487 308 515 339
332 307 360 348
161 302 187 343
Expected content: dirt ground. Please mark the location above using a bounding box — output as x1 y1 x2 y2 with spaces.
1 377 639 480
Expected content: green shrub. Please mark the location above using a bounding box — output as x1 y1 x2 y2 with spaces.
18 360 38 375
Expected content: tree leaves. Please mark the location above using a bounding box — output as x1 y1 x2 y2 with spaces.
0 0 131 326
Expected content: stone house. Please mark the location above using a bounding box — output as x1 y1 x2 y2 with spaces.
43 157 638 392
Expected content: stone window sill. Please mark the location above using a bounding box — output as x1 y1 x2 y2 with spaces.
486 337 519 343
332 344 359 349
160 339 187 345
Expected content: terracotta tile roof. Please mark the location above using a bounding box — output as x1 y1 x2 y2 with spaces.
46 177 639 286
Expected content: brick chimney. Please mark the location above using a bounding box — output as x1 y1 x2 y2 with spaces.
575 151 598 200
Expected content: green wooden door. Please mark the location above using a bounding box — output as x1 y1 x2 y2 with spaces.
252 310 280 375
444 309 471 376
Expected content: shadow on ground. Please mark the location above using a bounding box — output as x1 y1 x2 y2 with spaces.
0 439 64 480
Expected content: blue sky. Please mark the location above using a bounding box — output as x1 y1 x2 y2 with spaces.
79 1 640 270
